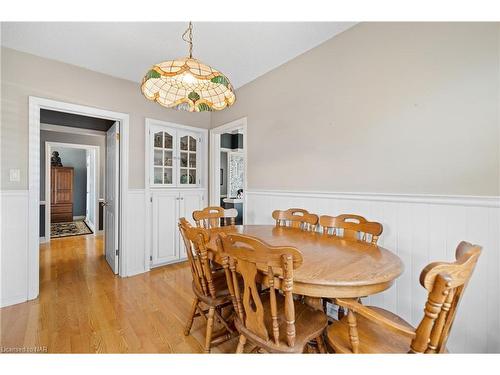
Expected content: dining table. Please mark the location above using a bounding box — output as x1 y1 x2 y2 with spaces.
205 224 404 310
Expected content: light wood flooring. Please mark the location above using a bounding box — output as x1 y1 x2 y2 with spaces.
0 234 238 353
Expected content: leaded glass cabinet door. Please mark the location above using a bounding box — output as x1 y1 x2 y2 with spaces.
178 131 200 186
151 128 176 186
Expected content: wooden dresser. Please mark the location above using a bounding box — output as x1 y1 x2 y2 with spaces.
51 166 74 223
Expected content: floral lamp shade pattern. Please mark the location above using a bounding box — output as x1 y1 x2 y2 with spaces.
141 57 236 112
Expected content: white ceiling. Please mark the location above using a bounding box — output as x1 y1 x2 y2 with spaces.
1 22 355 88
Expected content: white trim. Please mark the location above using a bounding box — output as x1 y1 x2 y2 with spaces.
210 117 248 223
246 189 500 208
73 216 86 220
39 237 47 243
29 96 130 303
40 201 46 205
41 123 106 137
45 141 100 241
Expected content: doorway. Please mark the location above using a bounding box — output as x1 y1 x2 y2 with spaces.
209 117 247 224
45 142 99 239
28 97 130 301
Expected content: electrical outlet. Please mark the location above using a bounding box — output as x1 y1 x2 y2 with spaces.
326 301 339 320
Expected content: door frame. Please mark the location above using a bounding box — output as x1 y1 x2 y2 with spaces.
209 117 248 223
45 141 100 239
29 96 130 300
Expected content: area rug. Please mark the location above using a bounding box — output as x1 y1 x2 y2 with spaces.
51 220 93 238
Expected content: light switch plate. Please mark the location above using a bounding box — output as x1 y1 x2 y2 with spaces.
9 169 21 182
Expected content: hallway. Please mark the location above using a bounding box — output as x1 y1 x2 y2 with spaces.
0 235 236 353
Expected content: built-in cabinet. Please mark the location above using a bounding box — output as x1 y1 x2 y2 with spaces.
151 190 204 266
146 119 208 268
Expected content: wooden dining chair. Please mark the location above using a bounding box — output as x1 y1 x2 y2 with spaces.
217 232 328 353
178 218 236 353
272 208 319 231
193 206 238 228
326 241 482 353
319 214 383 244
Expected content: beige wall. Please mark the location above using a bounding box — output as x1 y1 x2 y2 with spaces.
1 47 210 190
212 23 500 196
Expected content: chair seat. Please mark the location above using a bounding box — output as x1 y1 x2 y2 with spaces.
236 293 328 353
192 269 232 306
326 306 416 353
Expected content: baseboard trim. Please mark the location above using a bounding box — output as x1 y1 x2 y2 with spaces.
246 189 500 208
0 294 27 308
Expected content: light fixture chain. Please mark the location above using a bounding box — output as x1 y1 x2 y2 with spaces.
182 22 194 58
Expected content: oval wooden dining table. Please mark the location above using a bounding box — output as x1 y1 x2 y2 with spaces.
206 225 404 308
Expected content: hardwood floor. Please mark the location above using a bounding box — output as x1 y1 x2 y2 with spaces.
0 234 238 353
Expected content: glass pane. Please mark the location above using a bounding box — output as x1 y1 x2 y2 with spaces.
189 152 196 168
189 169 197 185
189 136 197 151
180 136 188 151
163 168 172 184
154 132 163 148
180 169 188 184
164 150 173 167
154 150 163 166
154 167 163 184
180 152 188 167
164 132 173 149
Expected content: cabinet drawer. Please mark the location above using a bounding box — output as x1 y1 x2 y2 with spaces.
51 204 73 214
51 213 73 223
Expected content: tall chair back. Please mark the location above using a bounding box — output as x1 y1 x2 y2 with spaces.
193 206 238 228
410 241 481 353
272 208 318 231
179 217 216 299
319 214 383 244
218 232 303 347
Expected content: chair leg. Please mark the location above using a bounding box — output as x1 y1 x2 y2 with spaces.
236 334 247 354
316 335 327 353
184 297 199 336
204 306 216 353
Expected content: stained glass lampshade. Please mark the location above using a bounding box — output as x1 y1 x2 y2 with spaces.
141 57 236 112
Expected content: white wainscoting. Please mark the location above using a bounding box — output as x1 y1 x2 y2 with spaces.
0 190 29 307
246 189 500 353
125 189 147 277
0 189 148 308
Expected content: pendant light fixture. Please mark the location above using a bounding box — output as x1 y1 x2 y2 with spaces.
141 22 236 112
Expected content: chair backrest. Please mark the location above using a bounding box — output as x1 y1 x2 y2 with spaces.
193 206 238 228
272 208 318 231
178 217 217 299
410 241 482 353
218 232 303 347
319 214 383 244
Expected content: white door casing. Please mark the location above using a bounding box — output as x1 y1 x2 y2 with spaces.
105 122 119 274
209 117 247 224
27 96 129 304
85 149 97 232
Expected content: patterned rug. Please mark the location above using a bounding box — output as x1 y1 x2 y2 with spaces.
51 220 93 238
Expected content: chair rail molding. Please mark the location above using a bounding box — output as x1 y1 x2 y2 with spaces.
247 189 500 208
245 188 500 353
